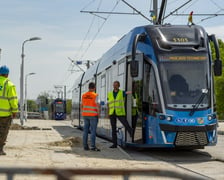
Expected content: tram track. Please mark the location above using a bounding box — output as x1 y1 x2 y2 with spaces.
124 142 224 179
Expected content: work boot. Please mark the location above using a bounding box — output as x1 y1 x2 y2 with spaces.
0 147 6 155
109 144 117 148
0 150 6 155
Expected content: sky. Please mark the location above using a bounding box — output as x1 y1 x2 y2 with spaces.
0 0 224 100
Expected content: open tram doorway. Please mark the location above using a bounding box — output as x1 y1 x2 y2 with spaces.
127 54 163 145
126 54 143 143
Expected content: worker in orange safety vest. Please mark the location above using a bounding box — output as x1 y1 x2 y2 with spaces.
81 82 100 151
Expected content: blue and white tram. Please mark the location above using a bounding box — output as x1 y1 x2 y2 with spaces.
51 98 66 120
71 24 222 149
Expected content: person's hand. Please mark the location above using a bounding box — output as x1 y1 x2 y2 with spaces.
12 112 17 118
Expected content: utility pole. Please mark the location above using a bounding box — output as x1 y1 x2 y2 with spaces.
157 0 167 25
68 57 95 72
64 86 66 101
153 0 158 24
54 85 63 99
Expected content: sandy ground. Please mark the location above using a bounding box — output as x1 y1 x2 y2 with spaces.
0 118 215 180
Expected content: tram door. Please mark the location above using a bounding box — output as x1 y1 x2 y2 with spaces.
126 54 143 143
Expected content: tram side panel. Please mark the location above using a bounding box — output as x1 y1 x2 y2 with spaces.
96 58 131 144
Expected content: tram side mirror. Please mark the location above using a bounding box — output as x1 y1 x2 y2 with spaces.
209 34 222 76
214 59 222 76
131 33 146 78
131 60 139 77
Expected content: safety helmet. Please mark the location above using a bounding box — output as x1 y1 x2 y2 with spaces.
0 65 9 75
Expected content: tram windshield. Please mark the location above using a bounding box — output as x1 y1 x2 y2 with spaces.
55 102 64 112
159 53 210 109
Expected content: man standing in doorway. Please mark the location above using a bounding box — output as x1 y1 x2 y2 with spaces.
81 82 100 151
0 65 18 155
107 81 133 148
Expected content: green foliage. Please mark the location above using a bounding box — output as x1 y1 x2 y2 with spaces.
66 99 72 118
213 39 224 119
27 100 38 112
37 91 51 112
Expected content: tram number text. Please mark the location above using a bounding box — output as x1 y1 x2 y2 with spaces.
173 38 189 43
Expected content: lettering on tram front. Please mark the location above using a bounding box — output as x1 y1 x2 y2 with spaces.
159 55 207 61
173 37 189 42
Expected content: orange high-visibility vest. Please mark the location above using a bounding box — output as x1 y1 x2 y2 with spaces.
82 91 98 116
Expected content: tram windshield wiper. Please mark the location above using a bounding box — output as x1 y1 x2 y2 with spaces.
189 89 208 116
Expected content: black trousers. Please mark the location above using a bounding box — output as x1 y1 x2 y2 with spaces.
0 116 12 148
131 113 138 133
109 114 132 146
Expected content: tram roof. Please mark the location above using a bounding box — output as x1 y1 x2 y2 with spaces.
72 73 84 90
79 24 207 86
97 26 147 73
82 61 99 83
80 26 146 83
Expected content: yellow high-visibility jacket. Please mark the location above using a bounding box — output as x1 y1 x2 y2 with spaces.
0 76 18 117
108 90 125 116
132 93 138 116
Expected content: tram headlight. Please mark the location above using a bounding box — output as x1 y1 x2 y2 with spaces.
208 115 213 121
159 115 166 120
159 114 172 121
208 114 216 121
166 116 172 121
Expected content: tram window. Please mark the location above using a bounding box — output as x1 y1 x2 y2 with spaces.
101 75 106 87
100 75 106 103
143 63 161 116
118 62 125 75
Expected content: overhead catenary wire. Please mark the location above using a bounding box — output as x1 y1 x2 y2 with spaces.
71 0 165 68
198 0 224 23
67 0 103 74
74 0 103 62
65 0 152 94
199 10 224 23
210 0 224 10
64 0 122 91
121 0 152 23
165 0 224 24
57 1 114 95
163 0 198 24
58 1 101 91
74 0 224 64
79 0 121 61
162 0 192 21
64 0 224 95
71 0 121 65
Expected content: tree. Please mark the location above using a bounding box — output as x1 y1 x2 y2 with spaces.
27 100 38 112
212 39 224 119
37 91 51 112
66 99 72 119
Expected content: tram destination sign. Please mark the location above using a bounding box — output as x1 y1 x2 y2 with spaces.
159 55 207 61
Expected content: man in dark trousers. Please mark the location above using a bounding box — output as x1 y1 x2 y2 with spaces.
107 81 133 148
81 82 100 151
0 65 18 155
